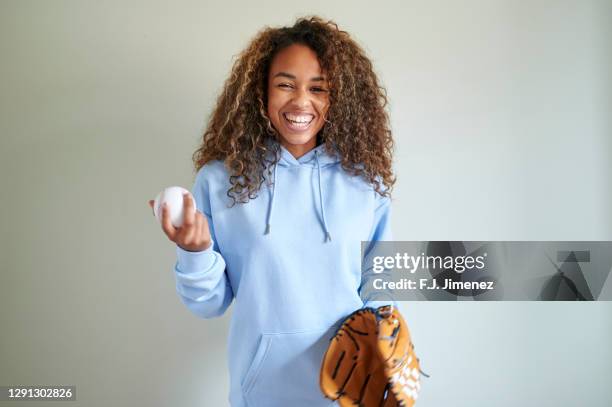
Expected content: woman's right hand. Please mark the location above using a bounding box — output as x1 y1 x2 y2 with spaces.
148 193 212 252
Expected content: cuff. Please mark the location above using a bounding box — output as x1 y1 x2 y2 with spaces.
175 240 217 273
363 300 397 310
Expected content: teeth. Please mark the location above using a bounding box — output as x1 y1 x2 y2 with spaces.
284 113 313 123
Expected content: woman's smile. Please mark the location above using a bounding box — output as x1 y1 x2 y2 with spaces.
282 112 315 132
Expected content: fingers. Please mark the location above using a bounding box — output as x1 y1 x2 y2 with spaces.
176 208 206 251
194 213 213 251
194 211 204 243
179 194 195 241
182 193 196 226
182 208 198 243
160 202 177 240
150 193 200 247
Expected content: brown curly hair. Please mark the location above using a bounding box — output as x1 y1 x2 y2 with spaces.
192 15 395 205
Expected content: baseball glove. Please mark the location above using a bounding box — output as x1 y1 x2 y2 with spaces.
320 305 423 406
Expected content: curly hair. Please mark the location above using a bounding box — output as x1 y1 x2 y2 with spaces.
192 15 395 205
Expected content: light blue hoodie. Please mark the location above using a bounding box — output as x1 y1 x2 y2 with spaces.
173 141 395 407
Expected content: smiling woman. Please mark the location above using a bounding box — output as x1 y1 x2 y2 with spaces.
153 15 400 407
267 44 330 158
193 16 394 205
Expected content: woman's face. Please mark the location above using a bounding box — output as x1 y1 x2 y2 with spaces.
267 43 330 158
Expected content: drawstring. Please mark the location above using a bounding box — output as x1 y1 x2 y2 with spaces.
265 147 332 242
315 150 332 242
265 160 278 235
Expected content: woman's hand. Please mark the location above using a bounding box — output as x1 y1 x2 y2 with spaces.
148 194 212 252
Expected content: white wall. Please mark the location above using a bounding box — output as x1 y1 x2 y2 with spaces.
1 1 610 406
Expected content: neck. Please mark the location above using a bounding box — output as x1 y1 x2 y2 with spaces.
281 138 317 159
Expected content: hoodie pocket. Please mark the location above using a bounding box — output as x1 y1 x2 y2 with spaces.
242 327 334 407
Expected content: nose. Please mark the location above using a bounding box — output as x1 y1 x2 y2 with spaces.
291 87 311 108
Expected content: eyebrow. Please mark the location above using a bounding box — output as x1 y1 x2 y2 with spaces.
272 72 326 82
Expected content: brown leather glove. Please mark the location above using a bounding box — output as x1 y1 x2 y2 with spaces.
320 305 422 406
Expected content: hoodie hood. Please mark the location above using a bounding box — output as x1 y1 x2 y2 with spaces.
277 142 340 168
265 141 340 242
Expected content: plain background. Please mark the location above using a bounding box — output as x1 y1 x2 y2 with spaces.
1 0 611 406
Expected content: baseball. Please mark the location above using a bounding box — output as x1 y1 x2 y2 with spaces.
153 186 197 228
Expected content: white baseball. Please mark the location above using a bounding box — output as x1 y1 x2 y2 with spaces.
153 186 197 228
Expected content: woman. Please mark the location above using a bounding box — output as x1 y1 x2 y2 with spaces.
149 15 397 407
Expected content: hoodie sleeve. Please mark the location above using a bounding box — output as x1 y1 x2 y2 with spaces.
358 190 398 310
173 167 234 319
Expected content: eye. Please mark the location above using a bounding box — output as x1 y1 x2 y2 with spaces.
311 87 328 93
278 83 293 88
